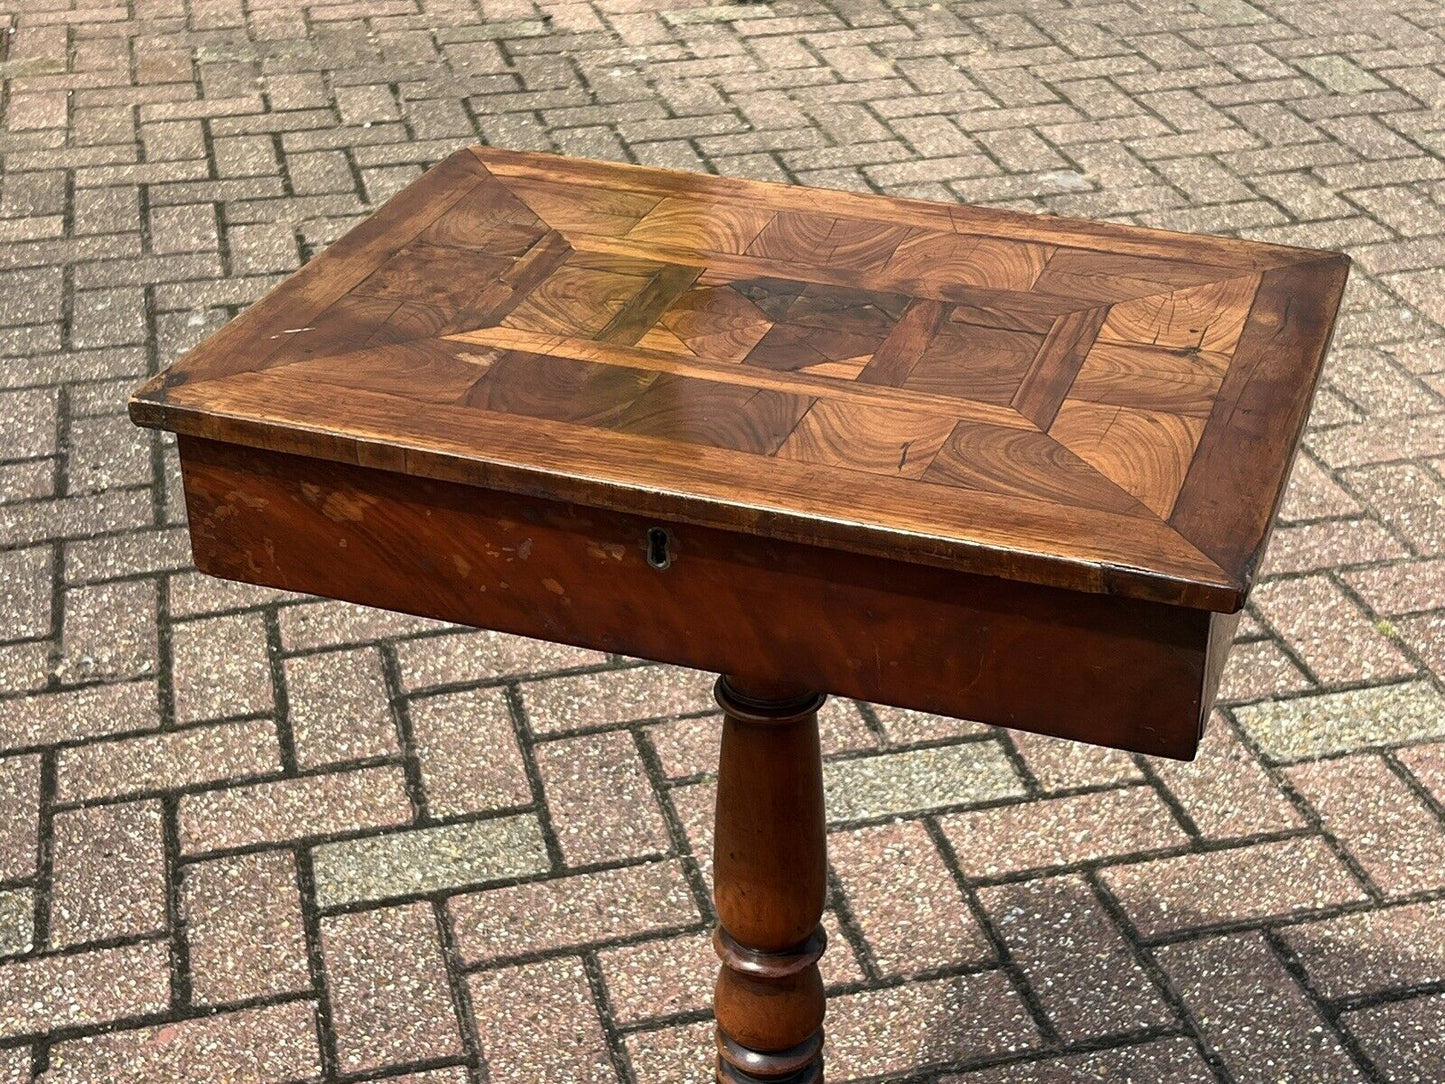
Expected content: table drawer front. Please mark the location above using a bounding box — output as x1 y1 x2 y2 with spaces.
180 436 1226 759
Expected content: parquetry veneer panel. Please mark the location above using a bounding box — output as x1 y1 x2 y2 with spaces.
131 146 1350 756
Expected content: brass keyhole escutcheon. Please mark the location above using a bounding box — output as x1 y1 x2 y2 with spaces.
647 527 672 570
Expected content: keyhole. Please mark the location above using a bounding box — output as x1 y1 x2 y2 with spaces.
646 527 672 570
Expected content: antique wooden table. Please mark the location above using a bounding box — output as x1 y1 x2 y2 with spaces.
131 146 1349 1083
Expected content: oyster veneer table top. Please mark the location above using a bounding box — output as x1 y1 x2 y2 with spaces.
130 146 1349 1084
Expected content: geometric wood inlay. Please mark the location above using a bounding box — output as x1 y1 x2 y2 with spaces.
130 146 1352 612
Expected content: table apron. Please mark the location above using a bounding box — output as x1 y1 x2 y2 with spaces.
178 435 1233 759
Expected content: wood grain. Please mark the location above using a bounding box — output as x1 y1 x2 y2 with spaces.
132 146 1351 613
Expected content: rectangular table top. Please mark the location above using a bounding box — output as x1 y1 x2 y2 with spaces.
131 146 1349 613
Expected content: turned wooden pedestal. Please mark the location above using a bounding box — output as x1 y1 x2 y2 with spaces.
132 146 1348 1076
713 677 828 1083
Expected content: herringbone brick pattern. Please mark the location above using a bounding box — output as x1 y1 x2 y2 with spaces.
1 0 1443 1080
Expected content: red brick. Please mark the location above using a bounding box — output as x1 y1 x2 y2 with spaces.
449 860 698 964
178 765 413 854
980 874 1174 1042
1009 729 1143 790
941 785 1188 878
1287 754 1445 895
55 718 282 802
0 755 40 882
871 704 990 745
1399 741 1445 804
1149 715 1303 839
0 940 170 1038
182 850 311 1004
1282 900 1445 1000
830 820 990 975
625 1019 713 1084
1217 637 1314 702
1260 519 1407 576
1346 462 1445 555
1344 992 1445 1082
409 688 531 817
278 599 448 651
521 664 715 734
0 1048 28 1084
49 800 166 947
1101 838 1367 937
1345 558 1445 616
170 613 274 723
468 956 613 1084
537 729 670 865
1157 932 1363 1082
321 903 463 1073
1252 575 1413 685
395 628 607 689
283 648 398 768
826 970 1040 1078
0 680 158 751
42 1001 321 1084
646 696 872 778
942 1037 1213 1083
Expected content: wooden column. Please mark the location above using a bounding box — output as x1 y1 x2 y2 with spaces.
712 675 828 1084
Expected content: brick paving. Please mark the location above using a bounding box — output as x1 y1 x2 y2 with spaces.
0 0 1443 1080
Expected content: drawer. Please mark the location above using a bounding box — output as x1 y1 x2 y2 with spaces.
179 435 1235 759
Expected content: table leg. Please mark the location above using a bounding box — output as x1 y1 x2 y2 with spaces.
712 675 828 1084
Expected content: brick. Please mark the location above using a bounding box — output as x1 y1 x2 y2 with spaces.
827 970 1040 1078
311 814 549 907
831 820 990 975
1288 755 1445 896
870 704 991 745
521 664 715 734
0 889 32 956
468 956 613 1084
825 741 1024 822
647 697 873 779
1010 729 1143 790
1101 838 1366 937
0 940 170 1038
322 903 463 1073
178 764 413 854
539 730 670 868
278 599 449 651
1158 932 1364 1082
1345 463 1445 555
1344 993 1445 1083
49 800 167 946
0 547 51 642
55 578 157 683
449 860 697 964
942 785 1188 878
1252 575 1412 685
394 628 606 689
42 1001 322 1084
1149 716 1303 838
170 613 274 723
0 755 41 882
284 648 398 768
1236 682 1445 762
1346 558 1445 616
944 1038 1213 1082
55 718 281 802
1282 900 1445 1000
148 203 218 254
408 687 530 817
183 850 311 1004
1217 638 1314 702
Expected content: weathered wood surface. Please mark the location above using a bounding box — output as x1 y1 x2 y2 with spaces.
132 146 1350 613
